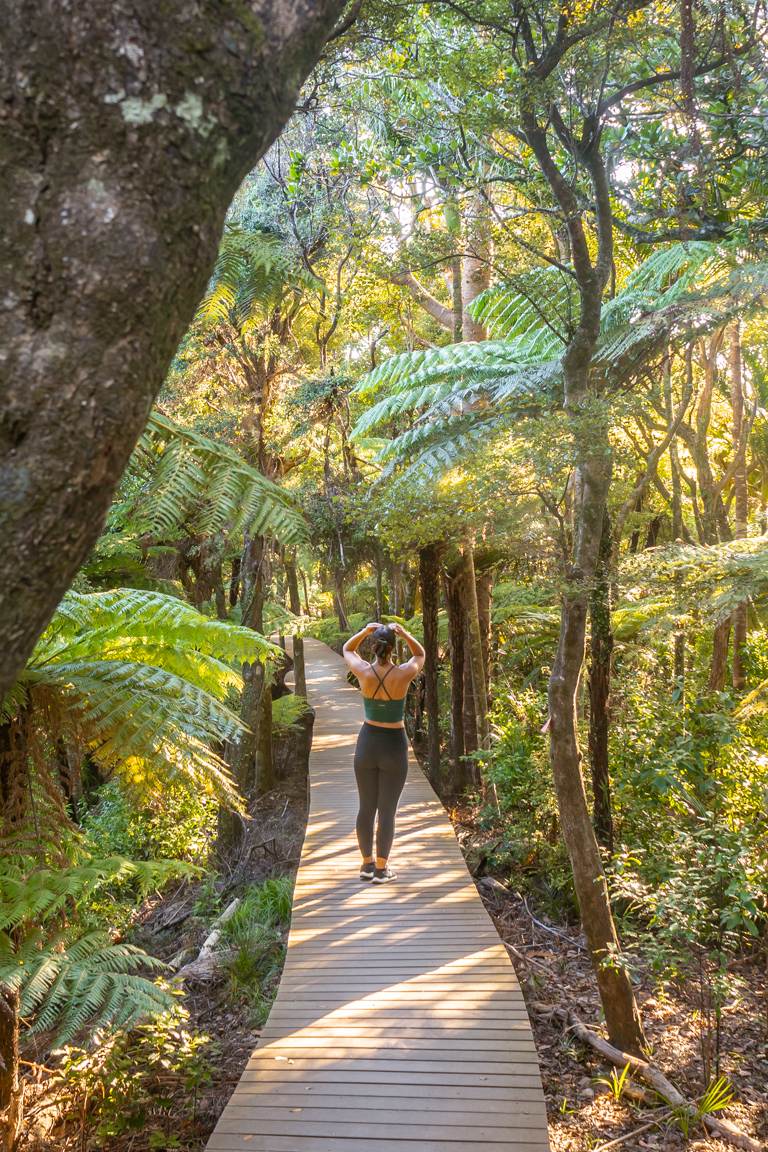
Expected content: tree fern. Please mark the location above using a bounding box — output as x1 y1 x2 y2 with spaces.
2 589 281 855
129 412 307 545
0 860 190 1047
196 226 315 332
352 243 768 479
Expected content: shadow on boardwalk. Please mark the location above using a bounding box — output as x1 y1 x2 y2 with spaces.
206 637 550 1152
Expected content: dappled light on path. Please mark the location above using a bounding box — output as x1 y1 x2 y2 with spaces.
207 638 549 1151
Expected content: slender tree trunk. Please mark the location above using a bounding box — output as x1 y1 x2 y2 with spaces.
451 254 463 342
374 548 384 621
0 0 344 703
0 986 21 1140
588 507 614 854
730 322 748 690
476 569 493 707
708 619 732 692
444 569 467 791
256 660 274 794
419 542 442 790
549 419 646 1055
462 644 478 757
229 556 241 609
333 569 349 632
461 193 491 341
300 569 311 616
285 555 306 698
665 355 687 689
460 541 490 752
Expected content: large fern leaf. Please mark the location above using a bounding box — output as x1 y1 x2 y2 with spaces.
130 412 307 545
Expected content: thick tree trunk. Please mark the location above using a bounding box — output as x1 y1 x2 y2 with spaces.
444 569 467 790
285 555 306 698
419 542 442 790
0 0 344 702
588 507 614 854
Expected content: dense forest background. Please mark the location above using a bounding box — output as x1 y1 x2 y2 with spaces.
2 0 768 1149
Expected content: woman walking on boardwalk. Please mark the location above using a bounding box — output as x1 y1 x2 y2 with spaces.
342 622 425 884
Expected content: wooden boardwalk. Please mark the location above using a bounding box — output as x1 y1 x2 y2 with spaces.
207 638 550 1152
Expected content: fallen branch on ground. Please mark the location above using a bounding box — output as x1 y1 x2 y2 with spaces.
531 1002 761 1152
173 898 240 983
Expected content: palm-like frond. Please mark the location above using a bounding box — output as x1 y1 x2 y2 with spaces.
352 243 768 479
196 226 310 332
469 266 579 352
0 860 191 1046
10 588 281 804
129 412 306 545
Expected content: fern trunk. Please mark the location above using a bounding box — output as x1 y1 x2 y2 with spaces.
0 986 19 1121
285 556 306 698
0 0 344 703
460 541 489 755
419 542 442 790
443 569 467 792
730 322 748 690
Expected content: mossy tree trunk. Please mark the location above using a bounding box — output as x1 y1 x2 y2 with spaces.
0 0 344 702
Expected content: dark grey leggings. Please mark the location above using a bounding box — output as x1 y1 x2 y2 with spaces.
353 723 409 859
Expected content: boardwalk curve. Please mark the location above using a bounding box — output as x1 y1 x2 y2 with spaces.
207 638 550 1151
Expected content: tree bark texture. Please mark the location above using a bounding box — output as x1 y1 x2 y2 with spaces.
459 541 490 752
588 506 614 854
285 554 306 697
419 542 442 789
730 322 748 690
461 193 491 341
443 569 467 791
0 0 344 701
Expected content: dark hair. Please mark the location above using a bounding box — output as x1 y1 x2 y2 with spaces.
371 624 396 661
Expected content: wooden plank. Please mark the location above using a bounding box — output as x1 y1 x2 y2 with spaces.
215 1115 548 1141
205 639 549 1152
219 1090 547 1112
208 1135 550 1152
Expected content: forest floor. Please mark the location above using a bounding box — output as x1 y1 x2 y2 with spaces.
18 777 308 1152
453 805 768 1152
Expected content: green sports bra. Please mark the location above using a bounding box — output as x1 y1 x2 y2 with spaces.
362 664 406 723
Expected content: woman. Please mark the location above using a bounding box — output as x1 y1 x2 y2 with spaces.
342 621 425 883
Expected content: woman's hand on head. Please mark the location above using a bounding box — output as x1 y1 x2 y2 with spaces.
365 622 379 633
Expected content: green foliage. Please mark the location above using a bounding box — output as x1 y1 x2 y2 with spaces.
481 687 573 913
218 877 293 1024
0 859 190 1046
83 779 219 864
130 411 307 545
272 693 311 734
60 1003 213 1145
4 588 279 834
